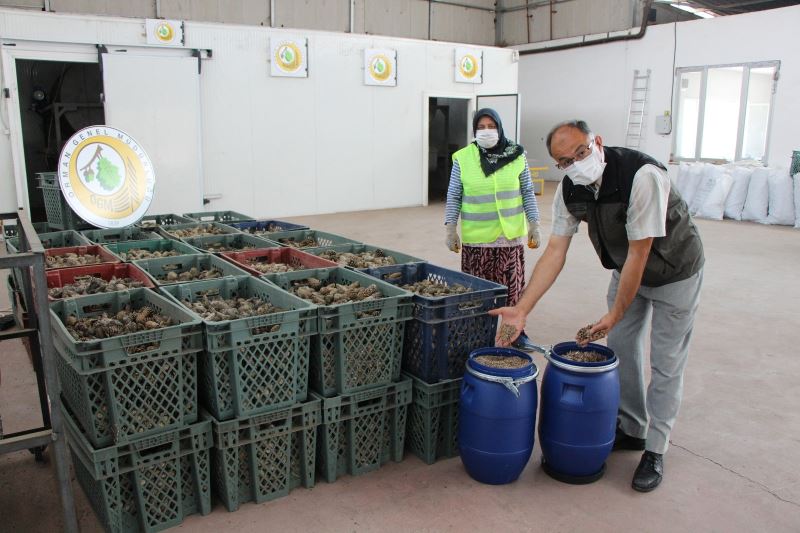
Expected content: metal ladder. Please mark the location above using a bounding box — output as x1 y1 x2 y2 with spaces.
625 69 651 149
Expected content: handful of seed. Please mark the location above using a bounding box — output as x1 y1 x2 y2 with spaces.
401 279 470 297
159 266 224 283
168 224 228 238
64 305 174 352
316 249 397 269
289 277 382 314
473 354 529 369
278 236 318 248
181 294 285 329
48 276 146 299
118 248 182 261
498 323 517 344
576 324 607 344
245 260 298 274
560 349 607 363
46 252 103 270
202 242 256 252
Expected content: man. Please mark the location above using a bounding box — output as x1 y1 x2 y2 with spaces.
490 120 704 492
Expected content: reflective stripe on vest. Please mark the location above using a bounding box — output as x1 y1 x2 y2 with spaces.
453 143 526 244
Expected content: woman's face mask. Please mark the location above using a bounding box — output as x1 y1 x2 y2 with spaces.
475 129 499 149
565 141 605 186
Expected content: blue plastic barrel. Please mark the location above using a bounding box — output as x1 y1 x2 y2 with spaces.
538 342 620 484
459 347 539 485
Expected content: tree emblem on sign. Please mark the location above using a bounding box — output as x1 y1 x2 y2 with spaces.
276 43 302 72
155 22 174 42
80 146 122 192
369 54 392 82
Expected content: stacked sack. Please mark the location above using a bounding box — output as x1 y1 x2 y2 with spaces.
676 162 798 227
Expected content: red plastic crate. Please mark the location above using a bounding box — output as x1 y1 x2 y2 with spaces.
44 245 121 271
46 263 155 301
220 247 337 277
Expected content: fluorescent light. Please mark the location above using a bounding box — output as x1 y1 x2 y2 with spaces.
671 3 717 18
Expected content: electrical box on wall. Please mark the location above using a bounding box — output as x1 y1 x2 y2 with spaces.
655 113 672 135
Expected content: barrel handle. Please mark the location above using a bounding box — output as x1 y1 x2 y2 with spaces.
465 364 539 398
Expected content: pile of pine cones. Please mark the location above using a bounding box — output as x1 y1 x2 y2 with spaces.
49 276 146 299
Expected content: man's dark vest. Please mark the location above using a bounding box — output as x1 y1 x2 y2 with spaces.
562 146 704 287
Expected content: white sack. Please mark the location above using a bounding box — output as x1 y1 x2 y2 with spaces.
682 163 705 207
696 169 734 220
690 164 720 215
794 173 800 229
723 166 753 220
765 169 795 225
676 162 691 198
741 167 770 223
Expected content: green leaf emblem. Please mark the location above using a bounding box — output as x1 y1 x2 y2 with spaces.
96 157 122 191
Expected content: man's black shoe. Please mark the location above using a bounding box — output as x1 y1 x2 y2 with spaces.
613 426 646 451
632 451 663 492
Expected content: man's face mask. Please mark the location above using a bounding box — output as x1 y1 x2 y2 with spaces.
475 129 499 149
565 140 605 186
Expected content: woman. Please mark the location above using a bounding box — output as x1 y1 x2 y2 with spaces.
444 108 541 351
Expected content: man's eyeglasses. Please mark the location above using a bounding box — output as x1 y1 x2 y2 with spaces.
555 141 594 170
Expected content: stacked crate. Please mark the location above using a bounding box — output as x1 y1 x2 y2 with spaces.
156 233 323 512
51 288 212 533
364 263 507 464
266 265 414 482
50 213 253 532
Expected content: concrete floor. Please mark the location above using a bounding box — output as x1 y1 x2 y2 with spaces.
1 183 799 532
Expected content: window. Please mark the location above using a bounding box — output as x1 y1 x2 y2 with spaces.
672 61 779 164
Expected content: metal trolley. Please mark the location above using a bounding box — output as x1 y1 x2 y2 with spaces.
0 209 78 533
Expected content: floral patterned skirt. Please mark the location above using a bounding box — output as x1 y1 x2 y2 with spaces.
461 245 525 306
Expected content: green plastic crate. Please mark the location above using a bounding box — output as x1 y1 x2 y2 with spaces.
37 172 93 230
313 378 412 483
306 243 426 270
404 373 461 465
268 267 412 397
182 233 279 253
81 227 165 244
158 222 242 241
207 400 320 512
136 213 195 228
5 229 91 254
183 210 255 223
160 276 317 420
133 253 250 286
51 289 203 447
268 229 362 250
63 408 212 533
104 239 201 262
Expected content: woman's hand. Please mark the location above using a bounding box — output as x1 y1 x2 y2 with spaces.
489 306 527 347
445 223 461 253
528 220 542 249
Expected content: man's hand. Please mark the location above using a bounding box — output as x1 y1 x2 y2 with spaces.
489 306 527 346
576 312 621 346
445 223 461 253
527 220 542 249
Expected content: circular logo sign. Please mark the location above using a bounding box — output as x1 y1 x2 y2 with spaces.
155 21 175 43
58 126 155 228
459 54 479 79
275 42 302 72
368 54 392 82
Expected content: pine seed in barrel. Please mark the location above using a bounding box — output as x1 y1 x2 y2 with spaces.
561 350 606 363
473 355 529 369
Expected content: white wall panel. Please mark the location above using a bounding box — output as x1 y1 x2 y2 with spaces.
0 0 43 8
160 0 270 26
430 3 494 46
360 0 429 41
50 0 155 18
275 0 349 32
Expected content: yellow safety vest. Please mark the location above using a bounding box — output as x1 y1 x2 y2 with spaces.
453 143 527 244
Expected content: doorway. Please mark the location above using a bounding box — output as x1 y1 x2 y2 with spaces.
14 59 104 222
427 97 470 203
